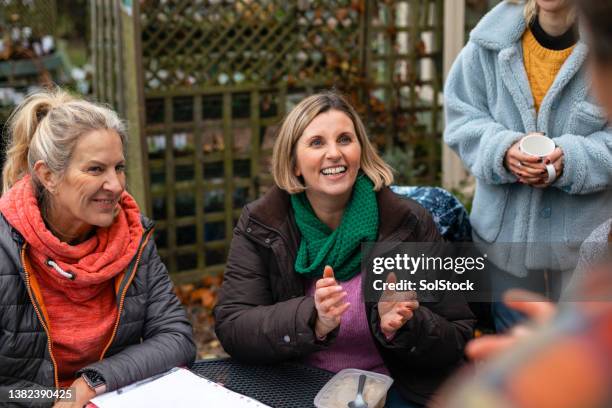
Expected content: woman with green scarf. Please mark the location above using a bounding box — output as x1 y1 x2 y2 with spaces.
214 92 475 407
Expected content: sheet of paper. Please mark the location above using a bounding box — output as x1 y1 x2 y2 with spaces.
90 368 271 408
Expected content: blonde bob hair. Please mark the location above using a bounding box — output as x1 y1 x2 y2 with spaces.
506 0 574 24
272 92 393 194
1 88 127 195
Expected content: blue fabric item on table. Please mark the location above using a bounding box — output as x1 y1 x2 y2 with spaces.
390 186 472 242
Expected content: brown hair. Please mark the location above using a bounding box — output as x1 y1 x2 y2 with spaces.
271 92 393 193
2 88 127 195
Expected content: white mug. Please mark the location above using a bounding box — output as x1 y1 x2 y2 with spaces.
519 133 557 184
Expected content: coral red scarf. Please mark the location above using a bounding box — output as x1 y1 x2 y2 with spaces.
0 175 144 386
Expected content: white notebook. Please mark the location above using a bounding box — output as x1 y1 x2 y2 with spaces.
90 367 271 408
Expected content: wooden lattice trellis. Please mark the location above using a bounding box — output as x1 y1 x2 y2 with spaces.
92 0 451 282
0 0 57 39
0 0 58 89
140 1 364 90
1 0 58 177
91 1 126 119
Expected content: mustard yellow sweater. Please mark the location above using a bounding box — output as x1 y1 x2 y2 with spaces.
522 28 574 112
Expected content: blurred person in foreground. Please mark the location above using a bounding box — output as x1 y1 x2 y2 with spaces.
214 92 475 407
435 0 612 406
0 89 195 407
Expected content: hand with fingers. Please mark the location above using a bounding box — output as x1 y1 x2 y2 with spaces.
504 138 548 185
505 137 565 187
466 289 556 361
378 273 419 339
532 147 564 188
313 265 350 339
52 377 95 408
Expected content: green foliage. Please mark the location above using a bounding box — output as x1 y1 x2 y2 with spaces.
55 0 88 41
382 146 426 186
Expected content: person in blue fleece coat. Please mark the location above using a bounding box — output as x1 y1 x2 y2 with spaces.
444 0 612 331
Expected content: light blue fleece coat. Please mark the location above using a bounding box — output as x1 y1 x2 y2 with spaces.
444 2 612 276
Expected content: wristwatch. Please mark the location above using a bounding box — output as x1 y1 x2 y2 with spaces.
81 370 107 395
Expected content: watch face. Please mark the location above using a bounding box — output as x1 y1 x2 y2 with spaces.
84 371 105 387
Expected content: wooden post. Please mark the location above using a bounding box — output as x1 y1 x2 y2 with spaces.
119 0 150 215
442 0 472 190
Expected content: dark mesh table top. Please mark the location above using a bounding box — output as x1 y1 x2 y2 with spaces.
191 359 334 408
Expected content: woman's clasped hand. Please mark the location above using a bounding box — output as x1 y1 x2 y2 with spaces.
377 273 419 338
504 135 564 187
314 267 420 340
313 266 350 339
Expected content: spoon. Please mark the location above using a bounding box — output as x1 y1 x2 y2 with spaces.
347 374 368 408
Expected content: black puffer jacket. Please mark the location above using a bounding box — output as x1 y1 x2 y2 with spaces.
215 186 475 406
0 214 195 406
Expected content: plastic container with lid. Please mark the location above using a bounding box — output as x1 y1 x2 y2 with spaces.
314 368 394 408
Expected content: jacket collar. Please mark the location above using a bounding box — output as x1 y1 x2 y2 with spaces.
247 185 418 242
248 186 292 233
0 211 154 272
496 37 588 133
537 42 588 129
474 2 589 132
471 1 588 53
470 2 527 51
375 187 418 240
0 213 24 267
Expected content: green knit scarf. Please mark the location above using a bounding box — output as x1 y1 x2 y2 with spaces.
290 175 379 281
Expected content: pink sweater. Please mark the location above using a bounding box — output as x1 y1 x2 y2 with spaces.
304 273 390 375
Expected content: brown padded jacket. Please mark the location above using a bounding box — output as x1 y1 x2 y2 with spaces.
214 186 475 405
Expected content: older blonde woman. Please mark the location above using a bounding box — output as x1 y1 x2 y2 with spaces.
214 92 475 407
0 89 195 407
444 0 612 331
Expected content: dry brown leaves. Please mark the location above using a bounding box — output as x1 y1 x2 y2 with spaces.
175 274 228 360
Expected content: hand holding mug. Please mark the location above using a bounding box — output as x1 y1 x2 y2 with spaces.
378 273 419 338
506 133 561 186
313 265 350 338
504 138 547 184
532 147 564 188
520 133 560 185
